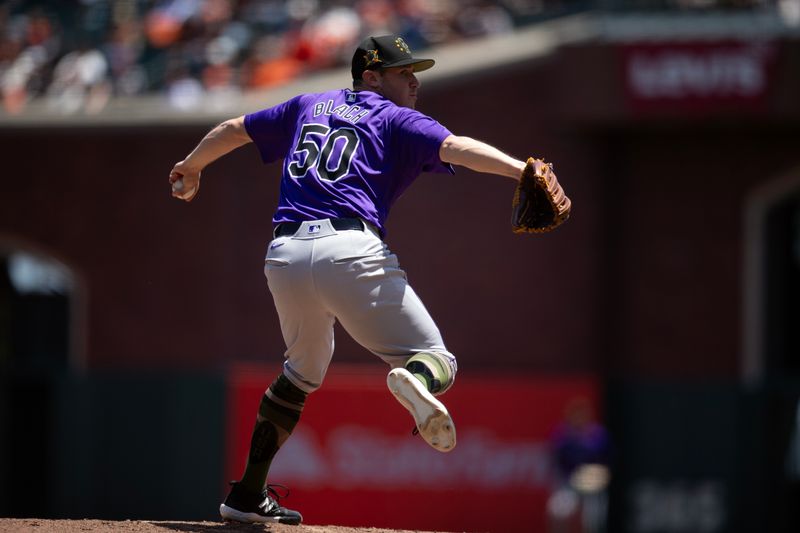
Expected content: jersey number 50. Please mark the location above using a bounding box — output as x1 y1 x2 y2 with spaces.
287 123 360 182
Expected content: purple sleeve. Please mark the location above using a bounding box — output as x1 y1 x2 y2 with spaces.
393 109 455 175
243 96 300 163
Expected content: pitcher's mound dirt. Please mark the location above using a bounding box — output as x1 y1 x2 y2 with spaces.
0 519 455 533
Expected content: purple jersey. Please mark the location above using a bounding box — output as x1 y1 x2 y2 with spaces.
244 88 454 237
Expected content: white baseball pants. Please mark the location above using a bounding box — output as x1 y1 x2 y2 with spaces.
263 218 455 394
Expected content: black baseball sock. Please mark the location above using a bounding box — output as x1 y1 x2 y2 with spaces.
239 374 307 494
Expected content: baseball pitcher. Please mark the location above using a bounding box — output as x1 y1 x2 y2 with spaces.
169 34 570 525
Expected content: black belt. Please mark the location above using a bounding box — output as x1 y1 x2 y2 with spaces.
274 217 365 238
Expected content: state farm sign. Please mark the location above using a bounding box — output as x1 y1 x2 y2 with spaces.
623 41 777 114
225 364 602 532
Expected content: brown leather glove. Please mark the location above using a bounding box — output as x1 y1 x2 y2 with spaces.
511 157 572 234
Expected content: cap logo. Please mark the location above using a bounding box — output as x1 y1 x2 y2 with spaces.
394 37 410 54
364 49 381 68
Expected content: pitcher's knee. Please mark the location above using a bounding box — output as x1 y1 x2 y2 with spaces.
405 351 457 395
282 361 325 394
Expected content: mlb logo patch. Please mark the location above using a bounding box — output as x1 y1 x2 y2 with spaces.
308 224 321 234
346 92 356 103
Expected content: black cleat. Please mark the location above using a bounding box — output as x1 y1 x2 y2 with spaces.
220 482 303 525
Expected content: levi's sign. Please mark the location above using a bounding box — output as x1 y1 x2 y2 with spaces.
622 41 776 114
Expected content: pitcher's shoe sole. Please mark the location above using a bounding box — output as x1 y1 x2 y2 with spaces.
387 368 456 452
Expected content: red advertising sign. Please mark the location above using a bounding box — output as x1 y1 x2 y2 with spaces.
622 40 777 115
225 363 601 532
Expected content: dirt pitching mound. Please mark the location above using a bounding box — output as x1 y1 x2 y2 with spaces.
0 519 452 533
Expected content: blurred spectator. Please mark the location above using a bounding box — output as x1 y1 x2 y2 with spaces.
1 6 60 113
779 0 800 25
456 1 515 37
294 6 362 69
166 64 204 110
356 0 396 35
547 396 611 533
46 42 111 114
201 33 241 111
240 34 303 89
104 19 148 97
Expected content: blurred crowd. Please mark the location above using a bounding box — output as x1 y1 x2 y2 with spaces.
0 0 554 115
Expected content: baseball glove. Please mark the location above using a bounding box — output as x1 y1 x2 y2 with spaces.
511 157 571 234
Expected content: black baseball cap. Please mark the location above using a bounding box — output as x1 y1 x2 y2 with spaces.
351 35 435 81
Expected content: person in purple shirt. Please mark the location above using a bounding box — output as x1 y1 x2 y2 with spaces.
547 397 611 533
170 35 537 525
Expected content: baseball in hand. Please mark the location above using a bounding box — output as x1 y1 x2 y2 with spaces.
172 178 197 199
